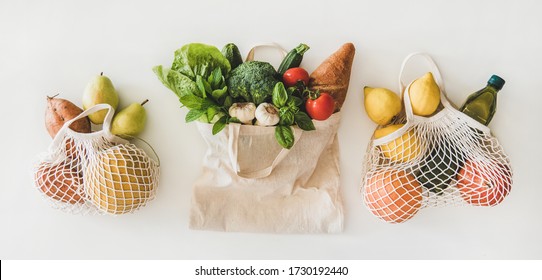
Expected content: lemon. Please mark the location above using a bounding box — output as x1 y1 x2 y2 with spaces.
374 124 421 163
364 87 402 125
408 72 440 116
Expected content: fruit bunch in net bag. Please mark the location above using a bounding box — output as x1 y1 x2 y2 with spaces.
33 102 159 215
361 53 512 223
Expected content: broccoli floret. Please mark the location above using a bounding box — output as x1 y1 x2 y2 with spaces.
226 61 279 105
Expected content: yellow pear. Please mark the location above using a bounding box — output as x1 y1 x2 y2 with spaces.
408 72 440 116
364 87 402 125
111 100 148 137
82 72 119 124
374 124 420 163
84 145 157 214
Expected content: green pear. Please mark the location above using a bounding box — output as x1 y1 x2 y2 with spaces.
82 72 119 124
110 100 148 137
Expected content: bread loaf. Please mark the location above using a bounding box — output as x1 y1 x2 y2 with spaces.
308 43 355 112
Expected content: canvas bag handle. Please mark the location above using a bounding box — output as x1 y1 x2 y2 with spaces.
245 42 289 62
226 43 301 179
227 123 303 179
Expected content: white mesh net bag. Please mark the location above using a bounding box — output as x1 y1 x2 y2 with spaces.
33 104 160 215
361 53 513 224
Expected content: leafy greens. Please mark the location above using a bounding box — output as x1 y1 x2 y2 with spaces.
153 43 231 130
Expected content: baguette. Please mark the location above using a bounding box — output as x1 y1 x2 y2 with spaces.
308 43 355 112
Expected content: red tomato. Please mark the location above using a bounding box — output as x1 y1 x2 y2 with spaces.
456 160 512 206
283 67 310 88
306 93 335 121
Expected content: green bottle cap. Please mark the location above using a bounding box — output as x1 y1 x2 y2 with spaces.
488 75 505 90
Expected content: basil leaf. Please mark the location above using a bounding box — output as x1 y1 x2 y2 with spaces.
208 68 222 89
279 107 295 126
212 116 228 135
287 96 303 108
287 86 298 94
218 75 226 88
202 78 212 95
229 117 241 123
179 94 204 109
272 82 288 108
294 112 316 131
211 86 228 100
223 95 233 108
196 75 207 98
207 106 218 122
275 125 294 149
185 109 205 122
203 98 218 111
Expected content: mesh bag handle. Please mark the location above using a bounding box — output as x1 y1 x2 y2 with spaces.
50 103 122 146
227 123 303 179
399 52 445 94
398 52 491 133
35 104 122 214
398 52 453 119
375 53 490 146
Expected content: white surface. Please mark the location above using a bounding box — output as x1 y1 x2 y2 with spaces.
1 0 541 259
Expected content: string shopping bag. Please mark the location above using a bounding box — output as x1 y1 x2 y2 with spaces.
33 104 160 215
360 53 513 224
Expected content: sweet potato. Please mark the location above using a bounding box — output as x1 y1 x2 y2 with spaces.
35 162 85 204
45 95 91 138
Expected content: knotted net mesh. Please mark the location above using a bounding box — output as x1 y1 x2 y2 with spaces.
33 130 159 215
361 93 512 224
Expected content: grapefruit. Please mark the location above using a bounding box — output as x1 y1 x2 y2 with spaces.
364 170 423 223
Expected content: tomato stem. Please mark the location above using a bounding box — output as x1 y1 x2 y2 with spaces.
307 89 320 100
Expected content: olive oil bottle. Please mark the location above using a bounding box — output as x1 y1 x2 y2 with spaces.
460 75 505 125
416 75 505 195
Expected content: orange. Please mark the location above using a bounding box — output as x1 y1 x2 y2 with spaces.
364 170 423 223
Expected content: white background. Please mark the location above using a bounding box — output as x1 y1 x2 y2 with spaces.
1 0 541 259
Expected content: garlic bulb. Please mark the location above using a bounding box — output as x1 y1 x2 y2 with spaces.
255 103 280 126
228 102 256 124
